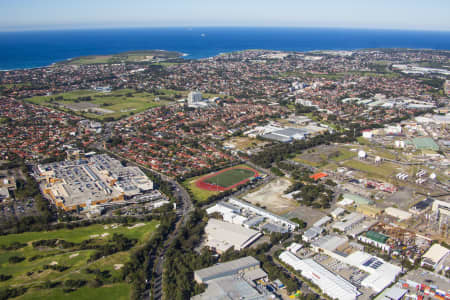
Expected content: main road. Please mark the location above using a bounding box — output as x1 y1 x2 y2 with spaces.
94 145 193 300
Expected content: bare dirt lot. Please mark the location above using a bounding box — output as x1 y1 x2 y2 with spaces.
242 177 297 214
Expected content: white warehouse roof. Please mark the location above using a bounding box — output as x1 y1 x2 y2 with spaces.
385 207 412 220
205 219 262 252
343 251 401 293
422 244 450 266
279 251 361 300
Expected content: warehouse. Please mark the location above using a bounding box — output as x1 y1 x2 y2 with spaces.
344 251 402 293
331 207 345 218
332 212 365 232
302 226 323 242
279 251 361 300
193 256 272 300
229 198 298 231
311 235 348 254
357 231 391 253
204 219 262 253
421 244 450 270
194 256 262 283
385 207 412 221
310 235 401 293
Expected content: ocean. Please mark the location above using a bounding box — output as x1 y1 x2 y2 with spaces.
1 27 450 70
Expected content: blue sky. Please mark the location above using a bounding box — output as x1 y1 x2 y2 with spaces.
1 0 449 31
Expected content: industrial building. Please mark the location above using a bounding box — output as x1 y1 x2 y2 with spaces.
194 256 262 283
384 207 412 221
279 251 361 300
204 218 262 253
358 231 391 253
261 127 309 143
331 212 365 233
302 226 323 242
356 204 383 218
432 199 450 217
311 234 401 293
35 154 153 211
192 256 273 300
374 286 407 300
228 198 298 231
421 244 450 270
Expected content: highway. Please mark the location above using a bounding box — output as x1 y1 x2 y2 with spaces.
94 145 193 300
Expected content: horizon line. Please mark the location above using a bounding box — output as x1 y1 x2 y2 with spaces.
1 25 450 34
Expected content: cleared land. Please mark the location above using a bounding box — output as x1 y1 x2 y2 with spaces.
25 89 175 120
294 145 356 167
58 50 182 65
242 177 296 214
0 221 159 299
224 137 269 151
342 160 398 180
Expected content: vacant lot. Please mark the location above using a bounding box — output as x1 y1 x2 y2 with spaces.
294 144 356 167
25 89 174 120
242 177 296 214
342 160 399 180
223 137 268 151
0 220 159 299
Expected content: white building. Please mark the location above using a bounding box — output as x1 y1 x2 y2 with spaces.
331 207 345 218
421 244 450 270
311 235 401 293
279 251 361 300
187 91 203 104
204 219 262 253
385 207 412 221
362 130 373 139
229 198 298 231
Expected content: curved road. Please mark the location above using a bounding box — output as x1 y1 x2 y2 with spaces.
95 146 193 300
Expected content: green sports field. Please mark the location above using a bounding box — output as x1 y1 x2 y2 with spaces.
203 167 257 188
25 89 174 120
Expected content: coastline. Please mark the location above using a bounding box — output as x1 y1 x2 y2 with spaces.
1 27 450 70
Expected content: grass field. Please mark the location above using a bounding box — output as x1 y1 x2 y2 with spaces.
203 168 256 188
0 220 159 298
183 176 220 202
58 50 181 65
25 89 174 120
342 160 398 180
183 165 259 202
17 283 130 300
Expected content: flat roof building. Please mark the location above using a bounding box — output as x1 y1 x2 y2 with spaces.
332 212 365 233
279 251 361 300
229 198 298 231
204 218 262 253
35 154 153 211
421 244 450 270
193 256 272 300
194 256 260 284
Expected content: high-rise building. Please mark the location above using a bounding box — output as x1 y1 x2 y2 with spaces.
187 91 202 104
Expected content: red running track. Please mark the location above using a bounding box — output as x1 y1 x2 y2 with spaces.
195 166 259 191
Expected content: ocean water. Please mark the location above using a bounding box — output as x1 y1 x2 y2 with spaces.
0 27 450 70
